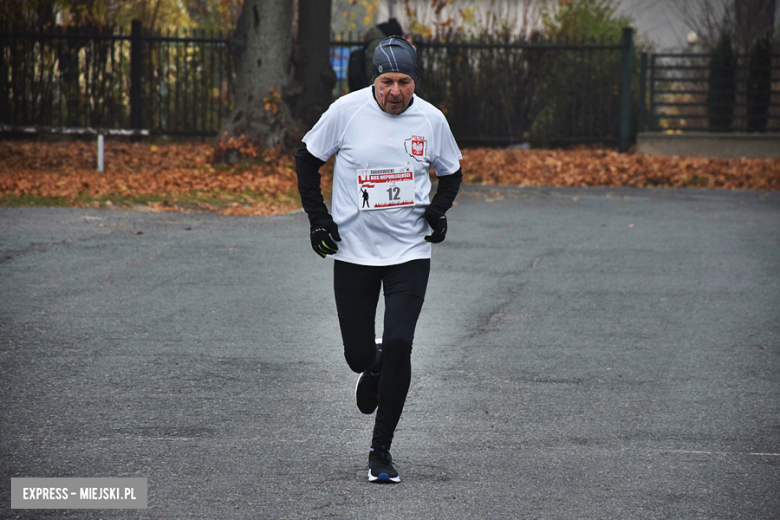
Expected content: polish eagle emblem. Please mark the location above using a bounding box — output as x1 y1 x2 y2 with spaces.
404 135 427 162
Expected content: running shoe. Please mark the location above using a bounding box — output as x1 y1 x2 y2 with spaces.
368 446 400 483
355 340 382 414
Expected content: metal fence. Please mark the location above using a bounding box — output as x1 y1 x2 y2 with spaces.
1 26 133 130
2 23 633 147
642 52 780 132
329 34 631 147
419 38 627 146
331 31 633 148
0 21 234 137
141 28 235 136
329 35 361 97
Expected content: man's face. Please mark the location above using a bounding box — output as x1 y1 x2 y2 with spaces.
373 72 415 115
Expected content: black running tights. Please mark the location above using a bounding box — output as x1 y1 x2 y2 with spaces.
333 259 430 450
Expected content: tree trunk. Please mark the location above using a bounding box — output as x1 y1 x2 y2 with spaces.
217 0 298 155
288 0 336 131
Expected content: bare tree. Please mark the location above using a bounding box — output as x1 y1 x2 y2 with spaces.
675 0 778 51
674 0 734 50
734 0 776 50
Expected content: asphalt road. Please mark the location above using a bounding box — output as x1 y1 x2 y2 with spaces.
1 185 779 519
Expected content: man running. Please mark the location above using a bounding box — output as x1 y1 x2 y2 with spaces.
295 35 462 483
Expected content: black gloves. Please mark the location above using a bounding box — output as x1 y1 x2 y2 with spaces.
310 220 341 258
296 143 340 258
310 209 445 256
425 168 461 244
424 207 447 244
310 207 446 256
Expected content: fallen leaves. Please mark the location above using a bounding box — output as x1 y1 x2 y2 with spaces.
263 87 283 115
460 147 780 190
0 140 331 216
1 141 778 216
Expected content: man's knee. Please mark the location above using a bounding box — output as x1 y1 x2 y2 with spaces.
382 336 413 365
339 316 377 373
344 341 376 373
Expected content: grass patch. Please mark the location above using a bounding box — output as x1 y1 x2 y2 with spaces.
680 175 711 188
1 193 72 207
0 190 302 215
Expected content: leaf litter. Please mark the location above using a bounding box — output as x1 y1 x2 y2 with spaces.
1 141 778 216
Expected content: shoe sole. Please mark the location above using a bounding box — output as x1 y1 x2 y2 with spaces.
355 372 377 414
355 338 383 415
368 470 400 483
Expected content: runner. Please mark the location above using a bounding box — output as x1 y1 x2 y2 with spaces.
295 35 462 483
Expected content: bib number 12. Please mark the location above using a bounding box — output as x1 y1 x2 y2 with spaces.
357 167 415 211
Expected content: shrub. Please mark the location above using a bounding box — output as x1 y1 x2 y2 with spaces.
532 0 635 143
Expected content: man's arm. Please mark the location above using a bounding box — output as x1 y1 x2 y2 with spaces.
429 168 462 214
294 143 331 228
294 143 341 257
424 168 462 244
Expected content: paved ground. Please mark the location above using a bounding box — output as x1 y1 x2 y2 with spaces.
1 185 779 519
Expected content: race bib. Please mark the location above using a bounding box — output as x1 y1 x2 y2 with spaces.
357 166 415 211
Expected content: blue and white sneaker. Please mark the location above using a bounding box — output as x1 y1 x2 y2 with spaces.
368 446 400 483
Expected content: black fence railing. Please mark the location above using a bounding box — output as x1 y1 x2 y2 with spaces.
642 52 780 132
329 34 630 147
2 23 634 147
0 22 234 137
0 27 134 130
329 35 362 97
420 39 626 146
140 25 235 136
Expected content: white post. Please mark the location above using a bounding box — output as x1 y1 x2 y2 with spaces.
388 0 395 19
97 134 104 173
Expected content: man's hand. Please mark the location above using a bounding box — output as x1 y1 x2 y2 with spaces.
424 207 447 244
310 221 342 258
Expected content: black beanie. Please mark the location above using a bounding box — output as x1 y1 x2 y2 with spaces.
371 35 418 83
